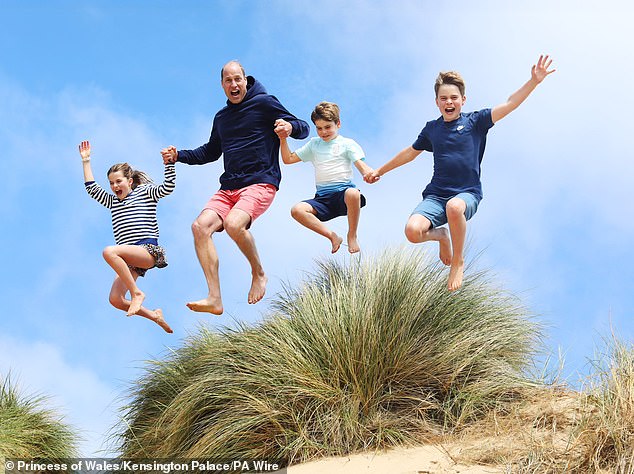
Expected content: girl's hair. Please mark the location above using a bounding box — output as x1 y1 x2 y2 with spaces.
107 163 153 189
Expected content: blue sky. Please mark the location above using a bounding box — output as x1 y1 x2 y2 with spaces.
1 0 632 457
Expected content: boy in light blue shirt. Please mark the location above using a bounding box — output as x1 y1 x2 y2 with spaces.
280 101 374 253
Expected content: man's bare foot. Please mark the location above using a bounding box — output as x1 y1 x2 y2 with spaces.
128 290 145 316
186 297 223 315
152 309 173 334
438 228 452 266
330 233 343 253
448 260 465 292
248 272 267 304
347 234 360 254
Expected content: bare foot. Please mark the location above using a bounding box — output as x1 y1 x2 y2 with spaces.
448 260 465 292
152 309 173 334
248 272 267 304
347 234 360 254
330 233 343 253
128 290 145 316
437 228 452 266
186 297 223 315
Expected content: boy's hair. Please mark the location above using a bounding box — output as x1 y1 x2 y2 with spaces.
107 163 153 189
434 71 466 97
220 60 246 80
311 101 340 124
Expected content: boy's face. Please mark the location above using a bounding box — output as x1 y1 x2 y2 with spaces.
314 119 340 142
435 84 466 122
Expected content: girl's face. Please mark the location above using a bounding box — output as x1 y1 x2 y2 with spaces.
108 170 134 200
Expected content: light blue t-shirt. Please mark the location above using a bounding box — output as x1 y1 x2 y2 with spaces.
295 135 365 195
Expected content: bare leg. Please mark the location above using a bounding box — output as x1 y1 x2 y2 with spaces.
291 202 342 253
187 209 224 314
344 188 362 254
404 214 452 265
446 197 467 292
109 276 173 333
224 208 268 304
102 245 155 316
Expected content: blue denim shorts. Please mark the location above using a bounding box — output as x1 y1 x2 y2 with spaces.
411 192 480 228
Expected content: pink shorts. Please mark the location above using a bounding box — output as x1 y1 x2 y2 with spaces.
204 183 277 226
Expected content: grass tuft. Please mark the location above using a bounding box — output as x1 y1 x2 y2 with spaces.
116 247 543 466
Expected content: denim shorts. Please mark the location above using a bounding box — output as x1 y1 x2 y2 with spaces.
411 192 480 228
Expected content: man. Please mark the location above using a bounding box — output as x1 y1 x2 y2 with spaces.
162 60 309 314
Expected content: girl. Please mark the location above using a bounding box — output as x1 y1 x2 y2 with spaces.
79 140 175 333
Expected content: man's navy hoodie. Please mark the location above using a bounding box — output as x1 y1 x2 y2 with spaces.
177 76 309 190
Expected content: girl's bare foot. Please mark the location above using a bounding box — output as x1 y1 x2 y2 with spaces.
347 234 360 254
448 259 465 292
128 290 145 316
152 309 173 334
330 233 343 253
248 272 267 304
186 297 223 315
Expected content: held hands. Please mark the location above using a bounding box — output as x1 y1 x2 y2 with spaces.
274 119 292 139
363 170 381 184
161 146 178 164
532 55 556 84
79 140 91 162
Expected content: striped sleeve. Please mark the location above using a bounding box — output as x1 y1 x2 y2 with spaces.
147 163 176 201
85 181 114 209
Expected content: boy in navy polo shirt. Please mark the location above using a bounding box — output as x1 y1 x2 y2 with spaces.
366 55 555 291
280 101 374 254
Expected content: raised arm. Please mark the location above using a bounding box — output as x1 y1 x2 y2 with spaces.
79 140 95 182
491 55 555 124
279 136 301 165
364 146 422 184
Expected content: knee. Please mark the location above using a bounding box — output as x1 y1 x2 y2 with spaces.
191 218 212 240
404 223 420 243
290 204 305 221
223 216 246 239
344 188 360 204
102 246 117 262
445 198 466 220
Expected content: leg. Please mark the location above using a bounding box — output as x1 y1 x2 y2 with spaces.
102 245 155 315
344 188 362 254
223 208 268 304
445 197 468 291
404 214 452 265
188 209 225 314
291 202 342 253
109 276 173 333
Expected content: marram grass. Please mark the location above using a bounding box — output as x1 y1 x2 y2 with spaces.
0 375 77 460
117 248 543 465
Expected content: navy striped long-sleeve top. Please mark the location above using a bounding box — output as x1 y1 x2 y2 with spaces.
85 164 176 245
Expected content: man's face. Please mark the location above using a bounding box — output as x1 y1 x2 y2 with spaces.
435 84 465 122
221 63 247 104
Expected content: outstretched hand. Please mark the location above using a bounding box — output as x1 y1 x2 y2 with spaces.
364 170 381 184
532 55 556 83
79 140 91 161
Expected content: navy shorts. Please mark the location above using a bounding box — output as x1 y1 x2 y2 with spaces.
304 188 366 222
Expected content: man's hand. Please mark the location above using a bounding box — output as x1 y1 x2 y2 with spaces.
274 119 292 139
161 146 178 164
